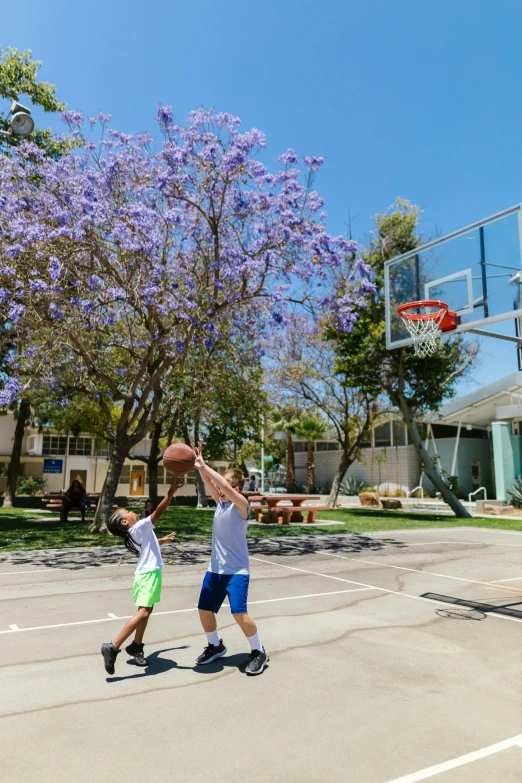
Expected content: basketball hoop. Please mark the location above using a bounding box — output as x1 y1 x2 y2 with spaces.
397 300 458 357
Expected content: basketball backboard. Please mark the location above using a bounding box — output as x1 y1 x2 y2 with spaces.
384 204 522 352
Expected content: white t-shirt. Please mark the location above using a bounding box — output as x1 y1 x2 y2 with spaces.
208 500 250 576
129 516 163 575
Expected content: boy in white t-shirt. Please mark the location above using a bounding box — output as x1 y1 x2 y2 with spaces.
193 443 269 676
100 476 182 674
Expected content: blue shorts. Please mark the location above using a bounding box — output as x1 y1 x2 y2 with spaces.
197 572 250 614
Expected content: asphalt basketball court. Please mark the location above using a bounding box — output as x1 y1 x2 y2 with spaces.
1 526 522 782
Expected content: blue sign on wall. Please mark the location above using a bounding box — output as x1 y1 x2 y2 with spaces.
43 459 63 474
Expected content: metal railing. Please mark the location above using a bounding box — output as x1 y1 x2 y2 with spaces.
468 486 487 513
407 485 424 507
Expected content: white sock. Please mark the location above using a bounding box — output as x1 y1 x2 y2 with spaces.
246 632 263 652
205 630 220 647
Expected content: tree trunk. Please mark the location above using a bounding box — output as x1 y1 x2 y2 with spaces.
91 449 126 531
306 441 315 493
147 421 163 509
183 423 208 508
286 432 296 491
4 397 31 507
195 470 208 508
396 393 471 518
327 449 354 508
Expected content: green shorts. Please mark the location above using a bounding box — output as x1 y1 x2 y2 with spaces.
133 569 162 607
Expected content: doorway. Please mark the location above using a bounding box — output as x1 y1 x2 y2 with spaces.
471 460 482 491
69 469 87 490
130 469 145 496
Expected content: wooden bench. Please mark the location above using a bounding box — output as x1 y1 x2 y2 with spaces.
273 505 330 525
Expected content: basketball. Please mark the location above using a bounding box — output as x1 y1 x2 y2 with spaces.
162 443 196 476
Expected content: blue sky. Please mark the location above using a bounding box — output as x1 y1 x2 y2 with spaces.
3 0 522 394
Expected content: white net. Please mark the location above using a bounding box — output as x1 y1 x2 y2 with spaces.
400 308 446 358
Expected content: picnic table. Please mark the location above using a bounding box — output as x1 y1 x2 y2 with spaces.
262 495 322 524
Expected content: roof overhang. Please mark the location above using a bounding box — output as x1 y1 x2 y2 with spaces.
436 372 522 427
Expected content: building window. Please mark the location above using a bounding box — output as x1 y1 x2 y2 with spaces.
28 436 35 451
293 441 307 453
374 422 391 447
42 436 67 456
95 441 111 457
316 441 340 451
145 466 169 484
119 465 131 484
68 437 93 456
185 469 197 485
392 421 406 446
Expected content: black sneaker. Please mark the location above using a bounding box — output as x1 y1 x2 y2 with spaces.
245 648 269 676
195 640 227 665
125 641 148 667
101 642 120 674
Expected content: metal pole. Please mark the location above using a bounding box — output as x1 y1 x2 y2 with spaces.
260 416 265 493
479 226 489 318
450 419 462 477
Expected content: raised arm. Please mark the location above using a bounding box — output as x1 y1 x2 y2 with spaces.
150 476 184 524
193 444 221 504
194 444 249 520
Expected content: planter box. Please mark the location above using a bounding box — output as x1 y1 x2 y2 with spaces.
14 496 46 509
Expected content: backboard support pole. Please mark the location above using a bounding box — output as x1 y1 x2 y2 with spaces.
479 226 489 319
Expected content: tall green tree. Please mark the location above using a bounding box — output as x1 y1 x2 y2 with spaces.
295 414 328 492
0 47 75 157
327 199 477 517
273 320 382 506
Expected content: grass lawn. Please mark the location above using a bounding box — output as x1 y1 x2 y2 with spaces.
0 505 521 553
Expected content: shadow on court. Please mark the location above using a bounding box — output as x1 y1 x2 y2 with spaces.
106 647 251 682
248 532 409 557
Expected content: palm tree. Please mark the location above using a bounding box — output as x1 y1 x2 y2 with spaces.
295 415 328 493
269 409 300 491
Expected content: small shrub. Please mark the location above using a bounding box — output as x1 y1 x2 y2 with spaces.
17 476 46 496
340 475 366 496
361 485 375 493
318 479 333 494
508 477 522 508
394 489 406 497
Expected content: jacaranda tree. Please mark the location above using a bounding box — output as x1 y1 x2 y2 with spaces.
0 107 369 529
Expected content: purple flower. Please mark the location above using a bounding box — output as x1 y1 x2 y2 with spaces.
8 302 25 320
48 257 61 281
203 337 213 349
0 287 10 304
29 279 48 292
0 378 24 406
60 110 84 126
88 274 103 291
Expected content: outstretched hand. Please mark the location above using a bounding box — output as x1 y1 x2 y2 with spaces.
193 440 206 470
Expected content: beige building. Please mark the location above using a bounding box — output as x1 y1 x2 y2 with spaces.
0 414 227 498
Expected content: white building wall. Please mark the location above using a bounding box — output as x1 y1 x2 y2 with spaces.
295 445 421 494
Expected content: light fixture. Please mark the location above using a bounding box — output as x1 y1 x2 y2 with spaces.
6 101 35 138
466 424 472 431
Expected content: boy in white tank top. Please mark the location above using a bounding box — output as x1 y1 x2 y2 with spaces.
193 443 269 676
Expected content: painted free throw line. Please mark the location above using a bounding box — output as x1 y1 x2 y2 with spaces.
0 586 376 635
384 733 522 783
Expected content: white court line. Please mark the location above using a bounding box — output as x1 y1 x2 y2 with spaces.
0 563 130 577
490 576 522 583
251 558 522 624
320 552 522 594
0 587 375 635
385 733 522 783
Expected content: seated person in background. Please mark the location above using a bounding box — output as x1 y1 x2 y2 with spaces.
248 475 257 492
61 479 90 523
